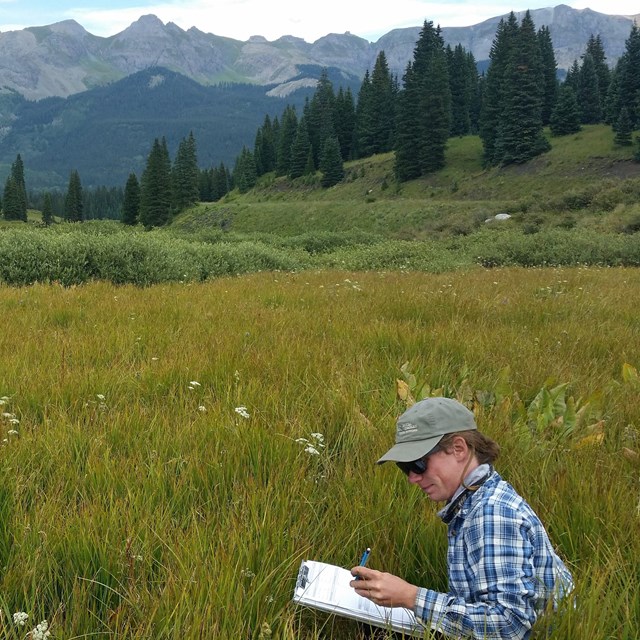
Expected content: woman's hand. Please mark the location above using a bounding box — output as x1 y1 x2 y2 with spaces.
349 566 419 610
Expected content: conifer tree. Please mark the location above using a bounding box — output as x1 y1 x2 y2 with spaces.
64 170 84 222
42 192 54 226
614 106 633 145
584 34 610 114
233 147 257 193
577 54 602 124
257 115 277 174
171 132 199 212
306 70 336 166
2 176 22 221
564 60 580 92
448 44 472 136
9 154 28 221
617 24 640 128
334 86 356 160
550 85 581 136
493 11 550 165
139 137 172 228
634 134 640 162
356 52 396 156
479 14 519 165
538 26 558 125
394 21 451 180
319 136 344 187
276 105 298 176
289 116 312 179
121 173 140 225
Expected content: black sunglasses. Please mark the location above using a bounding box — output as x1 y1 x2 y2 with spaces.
395 446 442 476
396 458 427 476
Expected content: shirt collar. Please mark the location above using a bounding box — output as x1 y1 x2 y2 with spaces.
437 463 493 524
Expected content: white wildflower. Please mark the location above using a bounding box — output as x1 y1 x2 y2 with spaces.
2 412 13 418
305 445 321 456
96 394 105 401
13 611 28 626
189 381 201 387
310 432 324 444
295 437 309 444
198 405 206 412
9 418 19 424
8 430 18 435
31 619 51 640
235 406 250 419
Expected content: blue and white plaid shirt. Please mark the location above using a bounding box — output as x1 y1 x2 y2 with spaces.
414 467 573 639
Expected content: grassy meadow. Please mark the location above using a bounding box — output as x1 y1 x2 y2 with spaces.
0 267 639 638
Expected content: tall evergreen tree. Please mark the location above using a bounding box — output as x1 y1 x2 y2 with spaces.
171 131 199 212
395 21 451 180
356 52 396 156
493 11 550 165
257 115 277 174
2 176 22 221
564 60 580 92
577 54 602 124
319 136 344 187
538 26 558 126
64 170 84 222
121 173 140 225
334 86 356 160
550 85 581 136
479 14 520 165
9 154 27 221
233 147 257 193
139 137 172 228
276 105 298 176
289 116 312 179
448 44 472 136
584 34 610 114
616 24 640 128
306 69 336 166
42 192 54 226
614 106 633 145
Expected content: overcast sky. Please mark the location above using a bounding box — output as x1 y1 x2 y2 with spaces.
0 0 637 42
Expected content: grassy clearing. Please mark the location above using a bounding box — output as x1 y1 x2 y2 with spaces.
0 267 638 638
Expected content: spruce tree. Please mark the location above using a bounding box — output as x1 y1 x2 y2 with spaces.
276 105 298 176
336 87 356 161
538 26 558 126
306 70 336 166
139 137 172 228
121 173 140 225
233 147 257 193
479 14 519 165
2 176 22 221
564 60 580 92
614 106 633 145
584 34 610 114
550 85 581 136
577 54 602 124
258 115 277 174
171 132 199 212
42 192 54 226
64 170 84 222
289 116 312 179
494 11 550 165
319 136 344 187
10 154 28 221
448 44 472 136
395 21 451 180
617 24 640 127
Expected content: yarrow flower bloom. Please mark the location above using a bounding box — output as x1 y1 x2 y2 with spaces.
13 611 28 626
31 619 51 640
235 406 250 419
296 432 325 456
198 405 206 412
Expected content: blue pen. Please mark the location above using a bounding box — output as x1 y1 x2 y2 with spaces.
355 547 371 580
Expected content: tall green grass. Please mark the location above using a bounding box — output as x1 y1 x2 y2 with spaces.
0 267 638 638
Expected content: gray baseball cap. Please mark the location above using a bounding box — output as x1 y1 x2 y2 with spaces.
377 397 477 464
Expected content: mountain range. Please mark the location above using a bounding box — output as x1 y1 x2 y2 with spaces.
0 4 638 191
